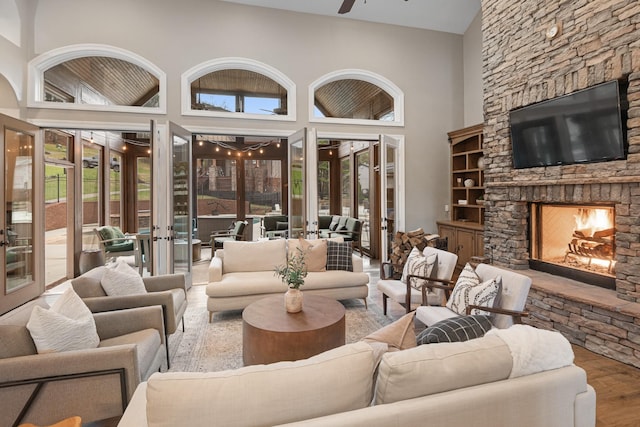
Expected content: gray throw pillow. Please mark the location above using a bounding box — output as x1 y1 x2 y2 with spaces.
416 315 492 345
326 240 353 271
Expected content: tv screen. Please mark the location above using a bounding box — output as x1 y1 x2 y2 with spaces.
510 80 626 169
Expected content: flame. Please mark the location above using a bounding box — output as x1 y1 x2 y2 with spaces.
574 208 613 237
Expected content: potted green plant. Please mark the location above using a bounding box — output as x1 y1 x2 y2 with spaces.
274 247 308 313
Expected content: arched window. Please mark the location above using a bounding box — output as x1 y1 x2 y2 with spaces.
28 44 166 113
182 57 296 121
309 69 404 126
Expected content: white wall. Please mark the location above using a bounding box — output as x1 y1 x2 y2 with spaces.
463 11 483 127
3 0 466 234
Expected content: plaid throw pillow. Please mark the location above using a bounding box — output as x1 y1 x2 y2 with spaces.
326 241 353 271
416 315 492 345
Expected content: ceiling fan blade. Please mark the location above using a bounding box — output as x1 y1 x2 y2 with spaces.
338 0 356 14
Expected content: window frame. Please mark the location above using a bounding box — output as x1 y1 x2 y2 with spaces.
181 57 296 122
309 69 404 127
28 44 167 114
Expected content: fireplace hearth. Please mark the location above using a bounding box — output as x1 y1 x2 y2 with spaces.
530 203 616 289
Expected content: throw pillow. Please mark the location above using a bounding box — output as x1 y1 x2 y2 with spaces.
363 312 416 352
276 221 288 231
288 238 328 272
446 263 501 316
26 288 100 353
101 260 147 296
328 219 339 231
326 240 353 271
416 315 493 345
403 253 437 290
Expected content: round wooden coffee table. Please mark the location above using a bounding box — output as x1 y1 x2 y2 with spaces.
242 294 346 365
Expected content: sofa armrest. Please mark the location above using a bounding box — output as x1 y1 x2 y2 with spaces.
352 254 364 272
0 345 141 425
94 306 165 344
209 256 223 282
118 382 148 427
143 273 186 293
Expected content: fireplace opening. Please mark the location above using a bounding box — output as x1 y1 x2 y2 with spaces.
530 203 616 289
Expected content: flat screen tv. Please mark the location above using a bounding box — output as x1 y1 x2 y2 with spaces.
510 80 627 169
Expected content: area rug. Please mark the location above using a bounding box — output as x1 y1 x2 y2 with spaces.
167 285 392 373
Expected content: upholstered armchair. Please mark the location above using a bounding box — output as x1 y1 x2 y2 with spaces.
415 263 532 329
377 246 458 315
0 302 166 427
261 215 289 239
210 220 247 248
71 267 188 368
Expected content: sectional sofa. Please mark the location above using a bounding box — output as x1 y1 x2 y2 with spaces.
117 325 595 427
206 238 369 321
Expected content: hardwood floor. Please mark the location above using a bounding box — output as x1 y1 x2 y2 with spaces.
572 345 640 427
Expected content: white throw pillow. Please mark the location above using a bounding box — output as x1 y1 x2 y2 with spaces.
446 263 501 316
403 253 437 290
101 260 147 296
26 288 100 353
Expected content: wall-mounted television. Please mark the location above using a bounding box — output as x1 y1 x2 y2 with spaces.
509 80 627 169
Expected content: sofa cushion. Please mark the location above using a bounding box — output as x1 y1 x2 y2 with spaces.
223 239 287 273
145 342 377 427
446 263 501 316
26 288 100 354
363 312 416 352
0 325 37 358
326 241 353 271
375 334 512 405
276 221 288 230
288 238 327 272
207 272 285 297
416 315 492 345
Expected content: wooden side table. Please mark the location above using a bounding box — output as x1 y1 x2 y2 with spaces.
242 294 346 365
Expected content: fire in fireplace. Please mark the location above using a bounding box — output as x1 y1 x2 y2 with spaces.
530 203 615 289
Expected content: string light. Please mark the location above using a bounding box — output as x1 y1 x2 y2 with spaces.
90 132 94 143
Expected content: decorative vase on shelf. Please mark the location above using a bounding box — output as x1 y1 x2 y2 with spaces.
285 288 304 313
477 156 485 170
464 178 475 188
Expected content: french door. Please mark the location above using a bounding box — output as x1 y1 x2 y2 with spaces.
151 121 193 287
288 128 318 238
379 134 403 262
0 114 43 315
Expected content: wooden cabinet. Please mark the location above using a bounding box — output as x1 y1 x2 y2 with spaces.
437 221 484 268
438 123 485 268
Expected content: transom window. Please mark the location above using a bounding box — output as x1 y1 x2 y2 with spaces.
28 44 166 113
309 69 404 126
182 58 296 121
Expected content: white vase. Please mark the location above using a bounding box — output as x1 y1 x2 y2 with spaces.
285 288 303 313
477 156 485 170
464 179 475 188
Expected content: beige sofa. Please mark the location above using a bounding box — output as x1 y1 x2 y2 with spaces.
206 239 369 321
0 300 166 426
118 325 596 427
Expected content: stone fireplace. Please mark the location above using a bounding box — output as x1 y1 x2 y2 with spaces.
481 0 640 367
530 203 616 290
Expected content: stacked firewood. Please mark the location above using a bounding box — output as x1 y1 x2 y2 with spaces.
389 228 442 277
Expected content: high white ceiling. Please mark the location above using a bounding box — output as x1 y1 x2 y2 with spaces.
219 0 481 35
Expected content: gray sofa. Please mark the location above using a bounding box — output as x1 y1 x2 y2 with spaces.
71 268 188 368
261 214 289 238
117 326 596 427
0 301 166 426
318 215 363 254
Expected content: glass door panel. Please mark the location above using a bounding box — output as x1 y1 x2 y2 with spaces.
355 150 371 253
170 123 192 283
380 135 400 261
288 129 306 238
136 155 151 231
82 140 102 250
340 156 351 216
45 163 71 285
109 151 123 227
0 114 42 315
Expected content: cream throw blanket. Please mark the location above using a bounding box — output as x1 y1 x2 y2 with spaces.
487 325 574 378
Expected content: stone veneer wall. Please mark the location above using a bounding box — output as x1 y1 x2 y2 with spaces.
481 0 640 365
